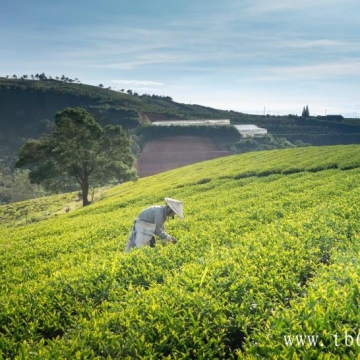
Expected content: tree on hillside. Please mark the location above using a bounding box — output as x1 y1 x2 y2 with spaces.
0 167 47 205
302 105 310 117
16 108 136 206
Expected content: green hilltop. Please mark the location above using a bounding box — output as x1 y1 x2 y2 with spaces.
0 77 230 156
1 145 360 358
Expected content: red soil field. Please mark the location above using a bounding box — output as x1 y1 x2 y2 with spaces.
136 136 233 177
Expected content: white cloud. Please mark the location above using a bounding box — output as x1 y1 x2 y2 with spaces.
269 60 360 80
243 0 355 14
274 39 356 49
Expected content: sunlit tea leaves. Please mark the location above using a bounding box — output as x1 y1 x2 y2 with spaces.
1 145 360 358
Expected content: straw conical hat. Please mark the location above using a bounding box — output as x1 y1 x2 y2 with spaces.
165 198 184 219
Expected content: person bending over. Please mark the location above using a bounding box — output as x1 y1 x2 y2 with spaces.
125 198 183 252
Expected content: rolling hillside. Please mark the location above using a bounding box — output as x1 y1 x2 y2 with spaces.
0 77 230 160
1 145 360 358
1 77 360 168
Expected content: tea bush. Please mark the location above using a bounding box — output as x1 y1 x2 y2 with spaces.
1 145 360 358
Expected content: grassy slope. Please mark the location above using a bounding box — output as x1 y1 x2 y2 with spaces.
0 186 112 228
1 145 360 358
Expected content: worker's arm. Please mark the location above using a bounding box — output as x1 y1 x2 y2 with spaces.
153 211 170 240
153 208 177 245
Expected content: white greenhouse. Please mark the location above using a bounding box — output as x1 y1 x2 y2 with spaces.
233 125 267 137
151 119 267 138
152 119 231 126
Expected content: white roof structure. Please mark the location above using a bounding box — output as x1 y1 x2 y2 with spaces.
151 119 267 138
152 119 230 126
233 125 267 137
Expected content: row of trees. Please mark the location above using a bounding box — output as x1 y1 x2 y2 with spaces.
98 84 134 93
97 85 174 101
231 134 310 154
3 74 175 100
3 73 81 83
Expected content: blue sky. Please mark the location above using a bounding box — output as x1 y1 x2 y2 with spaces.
1 0 359 117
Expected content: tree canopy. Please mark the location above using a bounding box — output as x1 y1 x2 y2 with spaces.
16 107 136 206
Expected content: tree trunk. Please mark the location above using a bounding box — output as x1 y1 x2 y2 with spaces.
81 178 90 206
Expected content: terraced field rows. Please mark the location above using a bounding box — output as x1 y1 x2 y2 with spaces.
1 145 360 358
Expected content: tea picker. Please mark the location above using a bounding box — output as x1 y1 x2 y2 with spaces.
125 198 184 252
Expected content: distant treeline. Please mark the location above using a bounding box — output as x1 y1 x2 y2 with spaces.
1 73 81 83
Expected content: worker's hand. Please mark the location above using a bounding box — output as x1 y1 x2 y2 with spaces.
169 237 178 244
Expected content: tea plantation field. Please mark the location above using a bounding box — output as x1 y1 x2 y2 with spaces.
1 145 360 359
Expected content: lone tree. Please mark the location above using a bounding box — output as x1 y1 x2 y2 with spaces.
16 107 136 206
